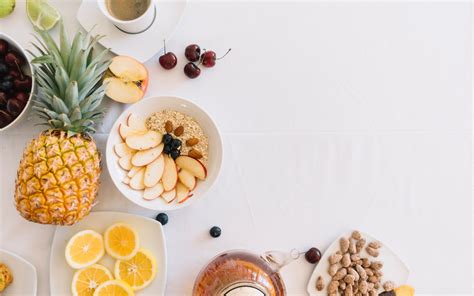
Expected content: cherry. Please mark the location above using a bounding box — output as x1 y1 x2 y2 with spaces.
158 40 177 70
5 51 24 67
15 92 29 104
8 68 21 79
14 76 32 91
0 40 8 55
184 62 201 79
201 48 231 68
0 110 13 128
305 247 321 264
185 44 201 62
6 99 22 116
0 92 7 108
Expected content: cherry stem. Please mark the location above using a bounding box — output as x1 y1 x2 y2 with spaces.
14 61 24 80
163 39 166 54
217 48 232 60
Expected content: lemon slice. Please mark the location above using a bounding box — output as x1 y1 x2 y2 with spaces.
72 264 113 296
93 280 134 296
114 249 156 291
26 0 60 31
65 230 105 269
104 223 140 260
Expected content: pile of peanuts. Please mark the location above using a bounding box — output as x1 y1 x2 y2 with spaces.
315 231 395 296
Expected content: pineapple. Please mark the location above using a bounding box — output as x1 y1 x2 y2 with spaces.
14 23 110 225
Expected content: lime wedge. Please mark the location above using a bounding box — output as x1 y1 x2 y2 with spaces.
26 0 60 31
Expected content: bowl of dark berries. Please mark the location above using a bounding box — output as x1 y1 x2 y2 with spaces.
0 33 34 131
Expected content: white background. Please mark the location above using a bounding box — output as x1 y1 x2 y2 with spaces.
0 1 472 295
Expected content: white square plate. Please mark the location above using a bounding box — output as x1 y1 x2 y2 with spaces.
50 211 167 295
0 249 37 295
307 231 409 295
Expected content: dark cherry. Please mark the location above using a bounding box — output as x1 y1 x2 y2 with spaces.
5 51 24 67
0 110 13 128
0 39 9 55
7 99 23 116
184 62 201 79
14 76 32 91
185 44 201 62
158 40 177 70
0 92 7 108
201 48 231 68
15 92 29 104
304 247 321 264
8 68 21 79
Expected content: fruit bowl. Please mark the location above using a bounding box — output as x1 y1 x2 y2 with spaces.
0 33 35 132
106 96 223 211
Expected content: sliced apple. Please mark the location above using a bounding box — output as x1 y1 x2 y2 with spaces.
162 155 178 191
178 169 196 190
128 166 144 178
175 156 207 180
176 182 190 203
114 142 135 157
126 130 162 151
127 113 147 131
105 56 148 104
131 144 164 167
118 154 133 170
143 182 164 200
119 123 145 140
161 189 176 203
122 176 130 185
129 168 145 190
144 154 165 188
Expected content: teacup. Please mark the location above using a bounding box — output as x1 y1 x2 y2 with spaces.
97 0 156 34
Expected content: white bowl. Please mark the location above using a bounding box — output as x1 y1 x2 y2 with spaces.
0 33 35 132
106 96 223 211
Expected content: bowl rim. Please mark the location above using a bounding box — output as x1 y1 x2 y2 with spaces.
105 95 223 211
0 32 36 132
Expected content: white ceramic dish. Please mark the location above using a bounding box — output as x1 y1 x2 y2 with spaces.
77 0 187 62
0 249 37 295
106 96 223 211
306 231 409 295
0 33 35 132
50 211 167 295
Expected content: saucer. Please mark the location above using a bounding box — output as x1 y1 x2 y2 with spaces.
77 0 187 62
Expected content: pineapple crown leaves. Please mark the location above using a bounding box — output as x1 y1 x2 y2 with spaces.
28 21 111 136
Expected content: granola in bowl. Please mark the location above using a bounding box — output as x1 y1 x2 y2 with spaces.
146 109 209 164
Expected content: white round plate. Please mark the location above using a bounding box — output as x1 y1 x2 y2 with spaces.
306 231 409 296
0 249 37 295
106 96 223 211
50 211 167 295
77 0 187 62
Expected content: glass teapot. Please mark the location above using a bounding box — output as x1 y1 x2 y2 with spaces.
192 249 300 296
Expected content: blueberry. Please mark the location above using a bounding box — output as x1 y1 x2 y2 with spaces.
2 75 13 81
0 80 13 92
155 213 168 225
171 138 182 149
163 144 172 154
0 63 7 75
170 148 180 160
209 226 221 238
163 133 173 145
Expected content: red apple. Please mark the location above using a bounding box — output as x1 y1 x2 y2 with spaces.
105 56 148 104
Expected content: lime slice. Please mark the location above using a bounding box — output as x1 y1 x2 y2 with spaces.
26 0 60 31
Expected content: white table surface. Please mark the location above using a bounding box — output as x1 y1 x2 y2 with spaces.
0 1 471 295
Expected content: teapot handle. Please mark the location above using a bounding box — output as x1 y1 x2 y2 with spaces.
260 249 300 272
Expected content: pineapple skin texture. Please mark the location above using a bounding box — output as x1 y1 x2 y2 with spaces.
15 131 101 225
